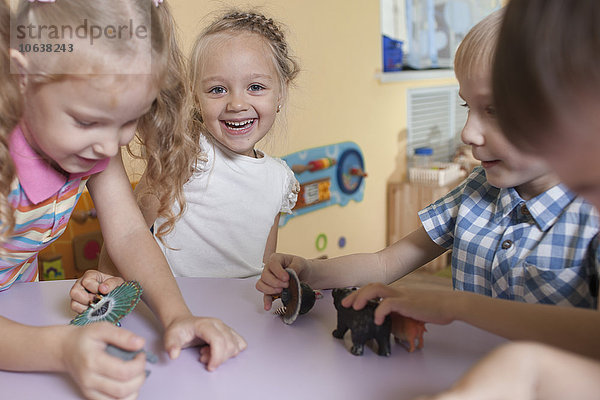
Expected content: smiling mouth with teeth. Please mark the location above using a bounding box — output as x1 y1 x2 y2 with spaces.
224 119 255 131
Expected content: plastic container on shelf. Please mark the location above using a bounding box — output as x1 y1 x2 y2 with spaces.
382 35 404 72
409 162 463 186
411 146 433 168
408 147 464 186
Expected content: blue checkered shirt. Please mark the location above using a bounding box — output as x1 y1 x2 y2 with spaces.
419 167 600 308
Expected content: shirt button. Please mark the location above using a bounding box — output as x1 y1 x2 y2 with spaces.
521 204 530 216
501 240 513 249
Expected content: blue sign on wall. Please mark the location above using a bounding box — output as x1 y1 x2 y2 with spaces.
280 142 367 226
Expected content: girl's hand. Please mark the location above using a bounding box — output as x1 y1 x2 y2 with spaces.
70 270 125 313
61 323 146 400
341 283 458 326
255 253 309 311
163 315 247 372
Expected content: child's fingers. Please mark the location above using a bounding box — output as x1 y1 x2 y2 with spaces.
265 253 294 282
341 283 397 310
374 298 405 325
86 366 145 400
78 270 106 294
69 280 96 312
254 280 280 311
192 320 246 371
97 351 147 382
262 294 274 311
77 270 123 296
69 325 146 400
254 276 286 295
90 353 146 399
70 299 89 314
99 323 145 353
70 272 126 313
199 345 211 364
202 323 247 371
163 317 247 370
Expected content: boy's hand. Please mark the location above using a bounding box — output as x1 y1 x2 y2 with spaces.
255 253 309 311
163 315 247 372
61 323 146 400
69 270 125 313
341 283 457 326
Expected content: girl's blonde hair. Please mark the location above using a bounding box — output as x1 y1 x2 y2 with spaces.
0 0 21 247
133 1 198 240
454 8 504 79
188 10 300 135
13 0 198 240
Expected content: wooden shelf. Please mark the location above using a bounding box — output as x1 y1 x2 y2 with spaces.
387 179 462 272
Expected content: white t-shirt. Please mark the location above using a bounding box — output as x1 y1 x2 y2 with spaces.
155 134 298 278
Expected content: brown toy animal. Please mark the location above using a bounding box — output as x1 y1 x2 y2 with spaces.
332 288 391 356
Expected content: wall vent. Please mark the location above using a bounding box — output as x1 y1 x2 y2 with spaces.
407 85 467 162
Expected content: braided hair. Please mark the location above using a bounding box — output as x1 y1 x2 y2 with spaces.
211 11 300 85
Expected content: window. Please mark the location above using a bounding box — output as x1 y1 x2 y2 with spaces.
381 0 501 71
407 85 467 162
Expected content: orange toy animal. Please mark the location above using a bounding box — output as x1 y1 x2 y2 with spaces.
393 315 427 352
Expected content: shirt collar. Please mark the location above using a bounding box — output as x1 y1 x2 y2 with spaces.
494 183 576 231
9 125 110 204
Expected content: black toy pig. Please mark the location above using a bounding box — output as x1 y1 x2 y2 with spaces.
332 288 391 356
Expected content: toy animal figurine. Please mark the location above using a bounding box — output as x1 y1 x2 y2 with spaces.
273 269 318 324
332 288 391 356
394 315 427 353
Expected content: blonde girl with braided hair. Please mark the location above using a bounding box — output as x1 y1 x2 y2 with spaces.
129 9 301 278
3 1 245 396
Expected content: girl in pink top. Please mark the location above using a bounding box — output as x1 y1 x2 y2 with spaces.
1 1 245 398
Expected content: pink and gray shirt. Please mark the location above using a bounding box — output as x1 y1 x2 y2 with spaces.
0 126 109 291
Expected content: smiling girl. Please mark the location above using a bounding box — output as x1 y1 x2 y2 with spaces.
100 10 300 278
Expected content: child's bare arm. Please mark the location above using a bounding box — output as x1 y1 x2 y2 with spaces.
416 342 600 400
83 155 246 369
262 213 280 264
96 170 158 277
377 225 447 282
344 283 600 359
0 316 146 399
256 225 446 309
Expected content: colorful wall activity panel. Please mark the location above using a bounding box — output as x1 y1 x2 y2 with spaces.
280 142 367 226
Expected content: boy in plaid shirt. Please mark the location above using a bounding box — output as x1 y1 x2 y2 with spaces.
258 9 600 346
390 1 600 399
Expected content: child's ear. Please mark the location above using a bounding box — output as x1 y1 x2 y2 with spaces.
9 49 29 93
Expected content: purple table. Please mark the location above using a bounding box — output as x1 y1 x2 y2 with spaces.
0 278 507 399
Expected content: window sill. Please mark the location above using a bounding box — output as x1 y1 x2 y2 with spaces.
377 69 455 83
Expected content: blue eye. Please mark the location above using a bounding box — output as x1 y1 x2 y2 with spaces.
209 86 226 95
248 84 264 92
